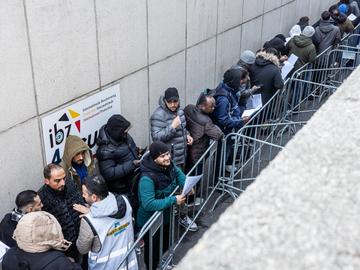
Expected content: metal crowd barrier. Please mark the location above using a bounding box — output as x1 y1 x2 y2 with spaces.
211 24 360 210
116 23 360 270
116 141 219 270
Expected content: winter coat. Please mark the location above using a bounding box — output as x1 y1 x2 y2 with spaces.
338 18 355 35
184 104 223 164
313 19 342 54
76 193 127 255
263 36 289 56
2 247 82 270
0 213 17 247
38 179 84 243
96 126 138 195
137 154 185 228
150 96 188 165
210 82 246 135
249 51 284 105
60 135 96 188
286 35 317 72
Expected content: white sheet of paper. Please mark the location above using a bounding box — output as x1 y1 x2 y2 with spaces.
0 241 9 263
281 54 299 79
245 94 262 110
242 108 258 117
348 13 357 21
281 62 294 79
287 54 299 65
242 94 262 117
182 175 203 196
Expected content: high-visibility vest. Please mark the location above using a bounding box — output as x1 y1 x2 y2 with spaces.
86 195 138 270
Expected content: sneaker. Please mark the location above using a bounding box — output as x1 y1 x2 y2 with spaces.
179 216 198 232
225 165 238 173
186 197 204 207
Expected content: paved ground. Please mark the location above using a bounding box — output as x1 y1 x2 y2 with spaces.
177 68 360 269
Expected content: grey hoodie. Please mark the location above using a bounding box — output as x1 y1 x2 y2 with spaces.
150 96 188 165
313 19 341 54
76 193 126 255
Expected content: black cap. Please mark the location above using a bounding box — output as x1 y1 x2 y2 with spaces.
164 87 179 102
150 141 170 160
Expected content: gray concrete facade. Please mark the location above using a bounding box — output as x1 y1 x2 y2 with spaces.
177 67 360 269
0 0 335 215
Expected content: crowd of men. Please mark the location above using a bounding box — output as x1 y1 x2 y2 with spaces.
0 2 358 269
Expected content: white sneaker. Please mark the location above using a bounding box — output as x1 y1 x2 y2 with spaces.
179 216 198 232
185 197 204 207
225 165 238 173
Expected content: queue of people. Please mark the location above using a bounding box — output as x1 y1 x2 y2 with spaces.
0 4 358 269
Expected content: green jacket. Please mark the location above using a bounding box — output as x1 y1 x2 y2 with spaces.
136 162 185 228
286 35 317 72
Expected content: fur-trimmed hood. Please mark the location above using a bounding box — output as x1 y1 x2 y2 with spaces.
255 51 280 67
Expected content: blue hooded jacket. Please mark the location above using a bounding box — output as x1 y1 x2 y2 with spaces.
211 82 246 134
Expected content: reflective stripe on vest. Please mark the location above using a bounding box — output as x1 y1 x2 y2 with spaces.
86 194 138 270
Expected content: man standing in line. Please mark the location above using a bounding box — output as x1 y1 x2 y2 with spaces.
0 190 43 247
151 87 193 169
38 163 84 261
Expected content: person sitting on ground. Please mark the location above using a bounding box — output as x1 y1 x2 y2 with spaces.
74 175 137 270
313 11 342 54
38 163 84 261
0 190 43 247
60 135 97 190
96 114 143 197
137 141 195 269
2 211 82 270
150 87 193 168
286 26 317 72
184 93 223 170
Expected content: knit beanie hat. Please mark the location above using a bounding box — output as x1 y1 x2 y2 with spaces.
239 50 256 65
106 114 131 142
164 87 179 102
150 141 170 160
338 4 349 15
302 26 315 38
14 211 72 253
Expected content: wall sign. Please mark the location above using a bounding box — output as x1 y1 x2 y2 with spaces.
41 84 121 164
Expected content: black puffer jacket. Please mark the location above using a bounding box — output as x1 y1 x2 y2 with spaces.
2 247 82 270
250 51 284 105
38 179 83 243
96 126 138 195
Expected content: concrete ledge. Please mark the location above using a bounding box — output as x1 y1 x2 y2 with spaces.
177 68 360 270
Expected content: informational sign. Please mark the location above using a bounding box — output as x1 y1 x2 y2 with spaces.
41 84 121 164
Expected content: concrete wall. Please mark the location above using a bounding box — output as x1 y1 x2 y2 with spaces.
177 66 360 270
0 0 335 215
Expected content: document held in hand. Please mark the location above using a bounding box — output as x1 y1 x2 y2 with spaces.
242 94 262 117
281 54 299 79
181 174 203 196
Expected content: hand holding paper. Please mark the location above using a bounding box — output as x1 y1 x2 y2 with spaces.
182 175 203 196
